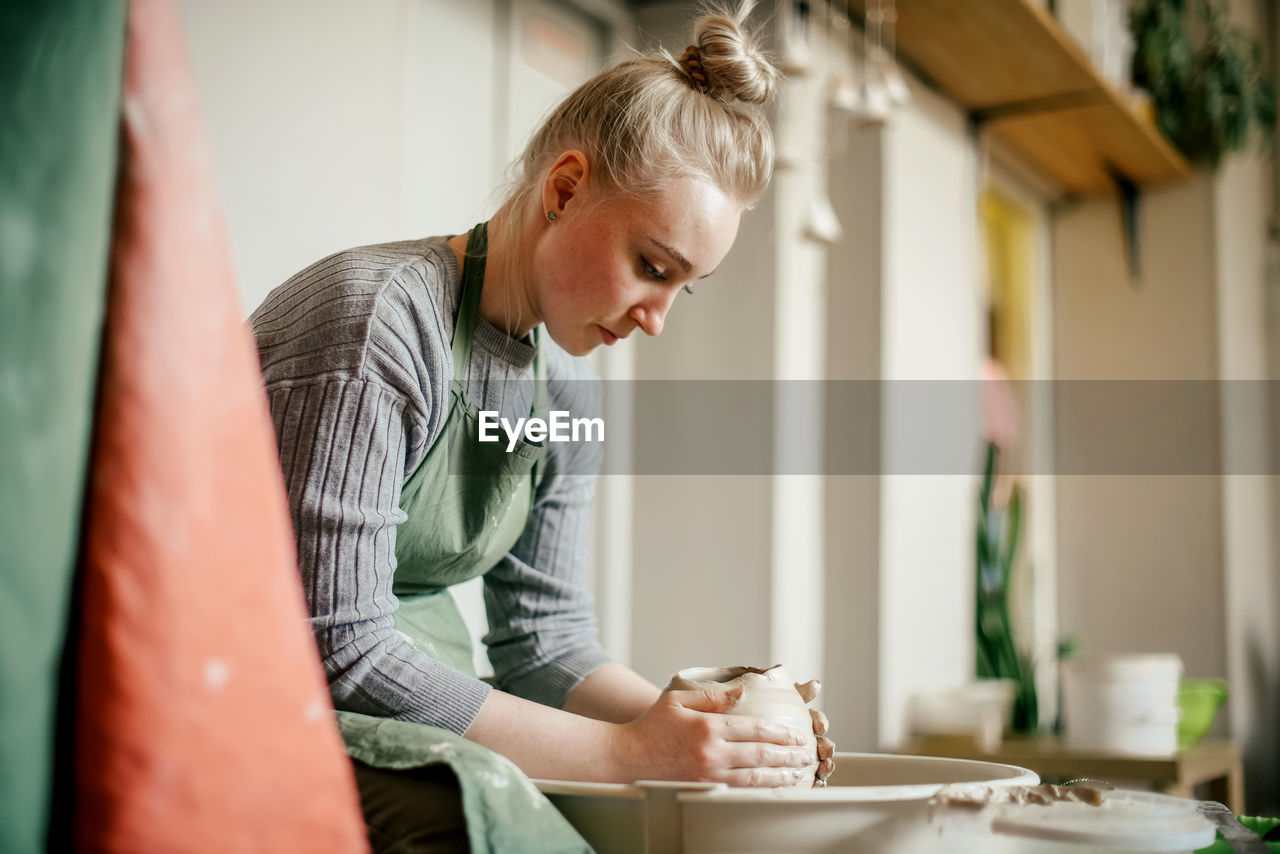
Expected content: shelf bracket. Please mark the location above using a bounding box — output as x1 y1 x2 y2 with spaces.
1110 168 1142 282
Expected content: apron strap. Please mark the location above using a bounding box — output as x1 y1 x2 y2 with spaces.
451 223 488 385
455 221 549 490
531 326 547 490
532 328 547 416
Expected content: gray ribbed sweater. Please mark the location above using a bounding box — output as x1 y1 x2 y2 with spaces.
250 235 611 735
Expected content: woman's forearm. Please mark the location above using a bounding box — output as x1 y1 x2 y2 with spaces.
560 662 661 723
463 679 815 787
461 665 659 783
463 689 622 782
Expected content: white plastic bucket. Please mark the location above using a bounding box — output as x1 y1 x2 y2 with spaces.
1062 653 1183 755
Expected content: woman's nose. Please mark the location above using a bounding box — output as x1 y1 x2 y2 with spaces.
629 289 678 337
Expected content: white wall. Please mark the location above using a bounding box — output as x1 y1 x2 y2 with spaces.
877 79 985 747
1215 0 1279 811
825 111 884 751
1053 175 1227 680
179 0 502 317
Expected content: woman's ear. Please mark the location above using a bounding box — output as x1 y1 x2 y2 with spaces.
541 150 590 219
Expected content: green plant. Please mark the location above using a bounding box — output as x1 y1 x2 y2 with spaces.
1131 0 1276 165
975 443 1038 732
1052 635 1078 735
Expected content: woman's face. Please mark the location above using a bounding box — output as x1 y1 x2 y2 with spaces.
529 174 742 356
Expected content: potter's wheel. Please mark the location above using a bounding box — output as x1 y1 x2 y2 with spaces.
533 752 1215 854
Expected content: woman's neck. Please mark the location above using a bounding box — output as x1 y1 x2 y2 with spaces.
446 213 540 341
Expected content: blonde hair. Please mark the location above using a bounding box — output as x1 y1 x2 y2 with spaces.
484 1 780 334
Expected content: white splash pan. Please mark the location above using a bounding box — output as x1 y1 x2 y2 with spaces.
534 752 1214 854
534 752 1034 854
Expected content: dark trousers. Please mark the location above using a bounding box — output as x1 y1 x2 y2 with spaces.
353 761 470 854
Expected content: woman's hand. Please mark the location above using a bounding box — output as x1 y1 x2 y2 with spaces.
795 679 836 786
607 685 815 787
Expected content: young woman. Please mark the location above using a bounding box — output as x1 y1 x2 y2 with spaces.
251 2 833 849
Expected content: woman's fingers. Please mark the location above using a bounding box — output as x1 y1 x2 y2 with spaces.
714 716 818 788
720 735 817 787
794 679 822 704
809 706 828 736
807 707 834 785
719 714 809 746
641 689 828 787
797 688 833 788
667 684 744 714
814 738 835 786
722 767 814 788
725 742 815 770
624 689 832 786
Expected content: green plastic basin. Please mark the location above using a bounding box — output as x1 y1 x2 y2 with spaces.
1177 678 1228 748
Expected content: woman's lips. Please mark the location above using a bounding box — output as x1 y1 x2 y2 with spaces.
598 325 618 345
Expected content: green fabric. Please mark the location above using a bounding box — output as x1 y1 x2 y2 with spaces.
392 221 547 599
337 714 591 854
392 591 478 677
340 222 586 851
1197 815 1280 853
388 220 547 669
0 2 125 852
387 220 546 675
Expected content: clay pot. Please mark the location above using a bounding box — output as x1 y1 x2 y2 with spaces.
665 664 818 787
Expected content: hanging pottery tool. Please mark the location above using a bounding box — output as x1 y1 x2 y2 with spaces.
779 0 813 77
858 0 891 126
828 3 860 116
798 0 843 244
858 0 910 126
879 0 911 107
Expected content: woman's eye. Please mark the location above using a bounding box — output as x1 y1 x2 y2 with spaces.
683 284 696 295
641 258 667 281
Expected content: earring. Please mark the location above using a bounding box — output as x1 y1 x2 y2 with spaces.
546 211 557 222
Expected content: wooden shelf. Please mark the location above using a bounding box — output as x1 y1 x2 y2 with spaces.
845 0 1192 195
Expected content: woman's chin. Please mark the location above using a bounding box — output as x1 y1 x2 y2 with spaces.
542 324 595 357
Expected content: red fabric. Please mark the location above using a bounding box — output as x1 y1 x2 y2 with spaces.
75 1 368 850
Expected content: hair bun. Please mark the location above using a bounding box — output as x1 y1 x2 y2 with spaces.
689 1 780 104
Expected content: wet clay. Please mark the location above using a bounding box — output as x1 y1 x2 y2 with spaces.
932 783 1108 809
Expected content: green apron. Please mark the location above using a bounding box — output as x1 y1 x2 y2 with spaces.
336 223 592 854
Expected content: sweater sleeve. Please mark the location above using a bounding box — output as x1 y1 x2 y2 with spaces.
252 243 494 735
264 377 492 735
481 357 615 707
